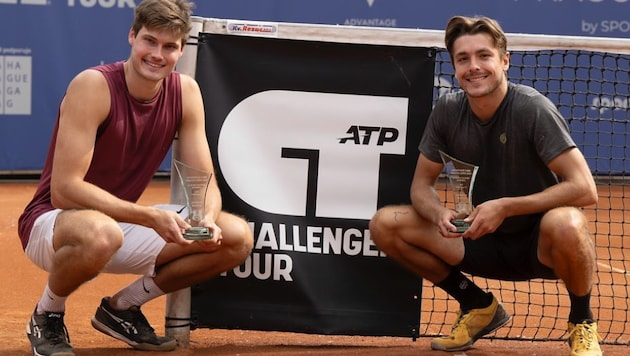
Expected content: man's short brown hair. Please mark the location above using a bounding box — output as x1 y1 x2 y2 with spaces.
132 0 194 47
444 16 508 59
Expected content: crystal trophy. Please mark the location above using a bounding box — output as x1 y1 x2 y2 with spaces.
173 159 214 240
439 150 479 233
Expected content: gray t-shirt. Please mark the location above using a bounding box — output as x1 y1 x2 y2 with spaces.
419 82 576 233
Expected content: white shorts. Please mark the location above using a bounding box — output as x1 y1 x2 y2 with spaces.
25 204 187 277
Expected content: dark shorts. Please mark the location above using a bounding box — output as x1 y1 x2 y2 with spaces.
456 220 558 281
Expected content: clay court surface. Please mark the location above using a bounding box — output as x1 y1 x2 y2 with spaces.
2 180 628 356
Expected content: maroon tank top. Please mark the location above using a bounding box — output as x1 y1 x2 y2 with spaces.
18 61 182 250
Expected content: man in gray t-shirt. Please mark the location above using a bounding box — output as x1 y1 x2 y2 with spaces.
369 15 601 355
421 81 574 234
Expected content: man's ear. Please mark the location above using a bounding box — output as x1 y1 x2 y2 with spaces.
503 51 510 72
128 27 135 46
179 41 186 57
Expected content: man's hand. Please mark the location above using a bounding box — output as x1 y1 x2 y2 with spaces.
150 208 191 245
439 209 465 237
460 199 506 239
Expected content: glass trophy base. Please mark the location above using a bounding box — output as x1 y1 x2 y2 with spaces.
451 219 470 233
183 226 213 240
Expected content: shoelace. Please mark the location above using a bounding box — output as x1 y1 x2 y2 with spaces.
569 324 600 350
43 315 70 344
449 310 471 336
126 307 156 335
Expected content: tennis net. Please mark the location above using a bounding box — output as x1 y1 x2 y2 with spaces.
426 34 630 345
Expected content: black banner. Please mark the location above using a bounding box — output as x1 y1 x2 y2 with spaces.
191 31 435 338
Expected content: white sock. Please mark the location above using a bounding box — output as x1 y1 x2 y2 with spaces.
111 276 164 310
36 283 67 314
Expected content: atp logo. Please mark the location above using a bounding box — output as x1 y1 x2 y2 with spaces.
217 90 408 220
339 126 399 146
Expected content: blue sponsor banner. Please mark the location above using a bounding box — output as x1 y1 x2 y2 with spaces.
0 0 628 172
0 0 134 171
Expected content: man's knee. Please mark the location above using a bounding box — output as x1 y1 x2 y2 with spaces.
50 213 123 279
541 207 591 243
223 215 254 260
369 208 387 242
540 207 595 269
369 206 400 250
78 222 124 269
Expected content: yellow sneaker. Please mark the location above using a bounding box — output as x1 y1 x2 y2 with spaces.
431 294 511 351
567 321 602 356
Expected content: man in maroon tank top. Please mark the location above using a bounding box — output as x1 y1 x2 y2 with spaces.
18 1 254 355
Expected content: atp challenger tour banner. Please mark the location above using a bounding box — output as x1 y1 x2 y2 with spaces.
189 32 435 336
